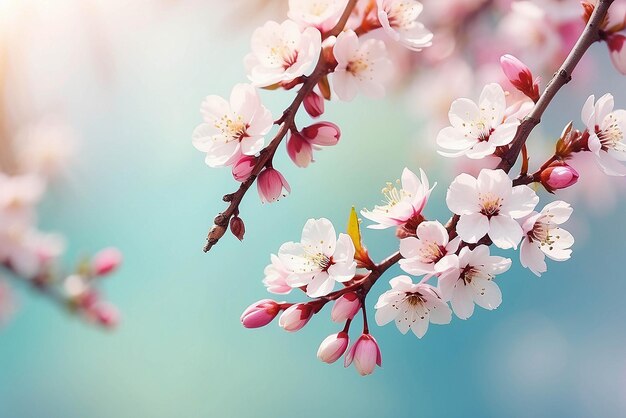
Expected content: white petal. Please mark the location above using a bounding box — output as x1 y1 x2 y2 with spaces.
306 271 334 297
472 279 502 310
488 215 523 250
446 173 479 215
456 213 489 243
520 239 546 277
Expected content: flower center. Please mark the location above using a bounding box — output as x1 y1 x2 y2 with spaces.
418 241 445 263
386 1 418 30
267 43 299 70
347 57 369 76
460 265 492 286
597 114 625 151
215 114 248 143
379 180 411 212
307 252 332 270
479 192 503 217
405 293 423 307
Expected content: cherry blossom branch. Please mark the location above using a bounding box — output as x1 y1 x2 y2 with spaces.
497 0 614 173
203 0 358 253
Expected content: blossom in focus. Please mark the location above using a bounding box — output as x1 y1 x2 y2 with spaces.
288 0 348 32
192 84 273 168
245 20 322 87
279 303 314 331
257 167 291 203
278 218 356 297
438 245 511 320
399 221 459 276
331 30 393 101
520 201 574 277
263 254 293 294
437 83 521 159
361 167 434 230
376 0 433 51
330 292 360 322
344 333 382 375
500 54 540 101
375 275 451 338
287 122 340 168
317 331 349 363
540 161 579 191
446 169 538 249
581 93 626 176
241 299 281 328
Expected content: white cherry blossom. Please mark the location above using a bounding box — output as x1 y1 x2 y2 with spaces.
520 201 574 277
263 254 293 294
288 0 348 32
278 218 356 297
331 30 393 101
361 167 434 230
581 93 626 176
375 275 451 338
437 83 521 159
399 221 459 277
245 20 322 87
192 84 273 168
376 0 433 51
438 245 511 320
446 169 538 249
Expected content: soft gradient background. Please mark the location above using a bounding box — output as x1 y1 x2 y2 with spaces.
1 1 626 417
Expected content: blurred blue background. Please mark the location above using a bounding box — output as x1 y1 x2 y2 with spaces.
1 1 626 417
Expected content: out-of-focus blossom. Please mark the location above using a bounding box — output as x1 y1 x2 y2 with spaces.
375 275 451 338
245 20 322 87
399 221 459 276
331 30 393 101
438 245 511 320
288 0 348 32
608 34 626 75
344 333 382 375
520 201 574 277
317 331 349 363
278 218 356 297
15 120 76 178
193 84 273 168
92 247 123 277
257 167 291 203
0 279 15 325
0 174 45 227
446 169 538 249
376 0 433 51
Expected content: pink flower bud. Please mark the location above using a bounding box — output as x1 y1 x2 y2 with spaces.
301 122 340 146
92 247 123 277
540 162 579 191
240 299 280 328
278 303 313 332
232 156 256 182
344 333 382 376
287 131 314 168
317 332 349 364
303 91 325 118
230 216 245 241
500 54 539 101
608 34 626 75
330 292 361 322
257 168 291 203
91 302 120 328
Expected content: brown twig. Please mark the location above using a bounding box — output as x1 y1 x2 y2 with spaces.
203 0 358 252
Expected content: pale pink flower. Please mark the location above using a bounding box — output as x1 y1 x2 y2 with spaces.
232 156 256 182
241 299 281 328
301 122 341 146
257 168 291 203
303 91 325 117
375 276 451 338
361 167 434 230
520 201 574 277
288 0 348 32
446 169 538 249
582 93 626 176
263 254 293 294
245 20 321 87
279 303 314 331
92 247 122 277
438 245 511 320
331 30 393 101
88 302 120 328
399 221 459 277
278 218 356 297
0 279 15 325
344 333 382 375
608 34 626 75
0 229 64 279
376 0 433 51
287 131 314 168
192 84 273 168
0 174 45 227
330 292 360 322
437 83 521 159
317 332 349 363
500 54 539 101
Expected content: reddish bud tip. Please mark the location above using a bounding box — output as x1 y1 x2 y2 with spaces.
278 303 313 332
301 122 341 146
232 155 256 182
241 299 280 328
230 216 246 241
330 292 361 322
303 91 325 118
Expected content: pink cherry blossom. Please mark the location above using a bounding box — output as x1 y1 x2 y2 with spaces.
376 0 433 51
446 169 538 249
263 254 293 294
375 276 451 338
287 131 314 168
582 93 626 176
540 162 579 191
278 218 356 297
288 0 348 32
279 303 314 331
438 245 511 320
257 168 291 203
437 83 521 159
192 84 273 168
361 167 434 230
232 156 256 182
317 332 349 363
303 91 325 117
399 221 459 277
520 201 574 277
241 299 281 328
330 292 360 322
245 20 321 87
344 333 382 375
301 122 341 146
608 34 626 75
331 30 393 101
92 247 123 277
